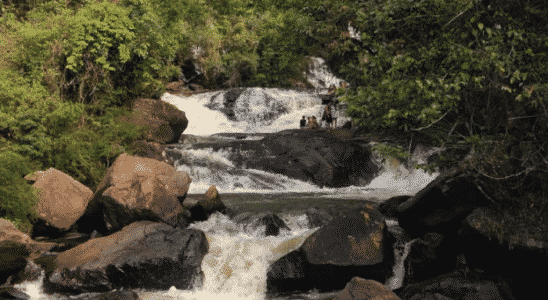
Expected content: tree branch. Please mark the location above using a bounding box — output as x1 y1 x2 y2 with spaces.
443 7 471 29
411 109 451 131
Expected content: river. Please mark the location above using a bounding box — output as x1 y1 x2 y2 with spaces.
15 58 438 300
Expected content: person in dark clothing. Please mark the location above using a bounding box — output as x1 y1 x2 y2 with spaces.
323 105 333 129
300 116 307 128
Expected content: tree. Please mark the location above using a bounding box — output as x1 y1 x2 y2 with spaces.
335 0 548 212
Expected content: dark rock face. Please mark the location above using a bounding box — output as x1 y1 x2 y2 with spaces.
396 169 490 237
46 221 208 294
305 207 334 228
458 207 548 299
5 260 43 285
398 270 515 300
190 185 228 222
267 205 394 294
378 195 412 218
190 129 378 188
259 214 290 236
232 212 290 237
403 232 461 286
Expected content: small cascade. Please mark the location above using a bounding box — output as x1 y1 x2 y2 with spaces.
162 88 325 135
175 148 324 194
384 219 417 290
137 213 319 300
13 270 46 300
306 57 343 90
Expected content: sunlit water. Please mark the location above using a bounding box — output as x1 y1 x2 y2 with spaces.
16 61 437 299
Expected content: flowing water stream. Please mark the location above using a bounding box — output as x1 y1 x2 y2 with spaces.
16 58 437 299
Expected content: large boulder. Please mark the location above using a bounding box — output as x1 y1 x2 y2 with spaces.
334 277 401 300
396 169 490 237
189 129 378 188
0 219 55 284
121 98 188 144
458 206 548 299
74 154 192 234
378 195 412 218
46 221 208 294
25 168 93 237
267 204 394 294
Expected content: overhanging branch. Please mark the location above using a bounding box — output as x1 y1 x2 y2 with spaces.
411 109 452 131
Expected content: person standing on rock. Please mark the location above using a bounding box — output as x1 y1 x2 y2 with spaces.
332 104 339 128
323 105 333 129
300 116 307 128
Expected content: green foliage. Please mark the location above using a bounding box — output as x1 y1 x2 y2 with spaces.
338 0 548 151
44 101 84 136
0 151 40 233
66 2 134 73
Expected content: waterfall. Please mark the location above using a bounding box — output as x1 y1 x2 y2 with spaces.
17 58 438 300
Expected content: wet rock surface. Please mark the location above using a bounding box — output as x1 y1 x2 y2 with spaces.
267 205 394 294
176 129 378 188
396 169 490 237
46 221 208 294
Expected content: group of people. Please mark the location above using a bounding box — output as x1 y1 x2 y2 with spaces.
300 115 319 129
299 103 338 130
299 81 347 130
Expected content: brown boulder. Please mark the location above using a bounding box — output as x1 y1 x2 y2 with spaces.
334 277 401 300
75 154 192 234
29 168 93 235
121 98 188 144
46 221 208 294
130 140 175 166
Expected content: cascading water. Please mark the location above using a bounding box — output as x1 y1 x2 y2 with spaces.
17 60 438 300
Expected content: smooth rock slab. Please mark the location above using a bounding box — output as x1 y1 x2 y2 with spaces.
46 221 208 294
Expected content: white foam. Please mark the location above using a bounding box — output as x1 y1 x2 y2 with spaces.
137 213 318 300
161 88 325 135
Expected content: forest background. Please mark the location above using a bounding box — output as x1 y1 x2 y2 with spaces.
0 0 547 240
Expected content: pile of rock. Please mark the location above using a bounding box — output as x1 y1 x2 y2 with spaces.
0 154 220 299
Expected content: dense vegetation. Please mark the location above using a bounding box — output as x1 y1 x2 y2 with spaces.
326 0 548 237
1 0 547 236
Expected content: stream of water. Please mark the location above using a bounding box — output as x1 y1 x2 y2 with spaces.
15 58 436 300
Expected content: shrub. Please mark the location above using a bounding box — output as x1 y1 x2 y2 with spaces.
0 151 40 234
